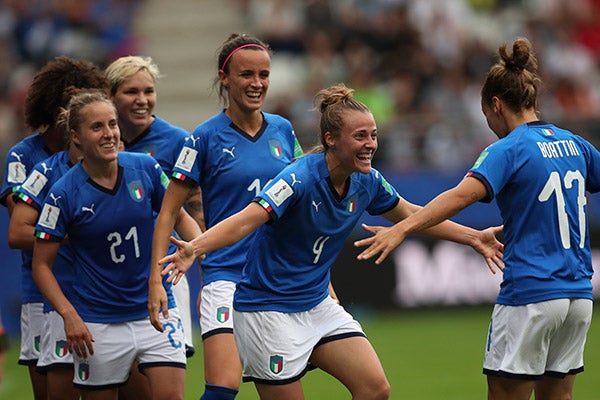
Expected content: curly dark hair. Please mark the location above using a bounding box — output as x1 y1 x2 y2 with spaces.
24 56 109 131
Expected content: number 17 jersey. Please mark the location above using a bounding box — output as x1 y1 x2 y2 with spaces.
468 121 600 305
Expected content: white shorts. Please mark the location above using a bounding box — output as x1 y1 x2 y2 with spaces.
171 273 195 353
234 296 365 384
37 310 74 371
199 280 235 339
483 298 593 379
18 302 45 366
73 309 186 389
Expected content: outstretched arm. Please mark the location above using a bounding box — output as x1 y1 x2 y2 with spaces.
159 201 270 280
355 176 504 270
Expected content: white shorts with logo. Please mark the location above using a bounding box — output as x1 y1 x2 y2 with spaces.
37 310 73 371
73 309 186 389
199 280 235 339
483 298 593 379
18 302 45 366
172 273 194 351
234 296 365 384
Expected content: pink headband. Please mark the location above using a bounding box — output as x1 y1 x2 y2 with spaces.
220 44 268 71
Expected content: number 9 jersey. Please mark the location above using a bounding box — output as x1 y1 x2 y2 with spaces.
34 152 174 323
467 121 600 306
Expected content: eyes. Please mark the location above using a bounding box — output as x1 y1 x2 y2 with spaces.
90 119 118 131
354 132 377 141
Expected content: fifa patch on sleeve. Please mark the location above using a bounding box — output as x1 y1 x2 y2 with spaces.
7 161 26 183
266 178 293 207
22 170 48 197
472 151 489 168
174 147 197 172
38 203 60 230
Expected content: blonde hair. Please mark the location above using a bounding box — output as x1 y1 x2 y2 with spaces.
57 89 116 133
105 56 162 96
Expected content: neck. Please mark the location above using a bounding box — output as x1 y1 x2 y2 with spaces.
505 108 539 132
225 107 262 137
325 152 350 196
81 159 118 188
42 127 67 154
120 117 153 143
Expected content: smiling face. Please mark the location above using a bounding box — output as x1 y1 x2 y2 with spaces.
71 101 120 165
219 48 270 115
327 110 378 175
112 69 156 137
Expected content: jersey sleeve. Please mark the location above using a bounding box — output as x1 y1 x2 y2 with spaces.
575 135 600 193
468 141 514 202
171 132 205 186
34 185 70 243
14 160 54 212
366 169 401 215
254 167 302 222
0 144 29 206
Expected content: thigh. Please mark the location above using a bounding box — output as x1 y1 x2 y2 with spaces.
145 366 185 400
310 335 389 397
255 380 305 400
534 374 577 400
203 333 242 389
47 367 79 400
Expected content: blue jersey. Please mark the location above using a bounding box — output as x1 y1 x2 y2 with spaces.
234 153 400 313
172 111 303 285
468 121 600 305
123 115 189 176
1 133 54 303
34 152 174 323
15 151 76 312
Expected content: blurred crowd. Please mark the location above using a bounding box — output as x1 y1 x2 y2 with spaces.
0 0 141 161
1 0 600 173
236 0 600 171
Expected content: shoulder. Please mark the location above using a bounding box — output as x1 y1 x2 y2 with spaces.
263 112 294 132
152 116 190 138
192 111 229 136
118 151 158 169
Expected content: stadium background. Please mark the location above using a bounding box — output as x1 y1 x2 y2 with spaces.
0 1 600 395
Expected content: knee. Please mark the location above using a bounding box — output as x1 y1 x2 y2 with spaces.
361 377 391 400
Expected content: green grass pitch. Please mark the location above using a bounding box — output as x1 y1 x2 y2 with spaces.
1 304 598 399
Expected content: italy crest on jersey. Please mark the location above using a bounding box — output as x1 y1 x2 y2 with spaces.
78 363 90 381
346 195 357 213
216 306 230 323
127 180 144 202
269 139 283 158
269 355 283 374
55 340 68 357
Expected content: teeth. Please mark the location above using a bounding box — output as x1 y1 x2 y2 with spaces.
248 92 260 98
133 110 147 114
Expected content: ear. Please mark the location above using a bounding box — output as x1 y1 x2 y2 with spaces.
324 131 335 149
70 129 81 147
491 96 502 113
218 70 228 88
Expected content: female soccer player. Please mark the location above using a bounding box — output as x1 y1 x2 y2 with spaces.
106 55 198 358
152 83 504 399
148 33 304 400
356 37 596 400
31 90 200 400
1 56 109 400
